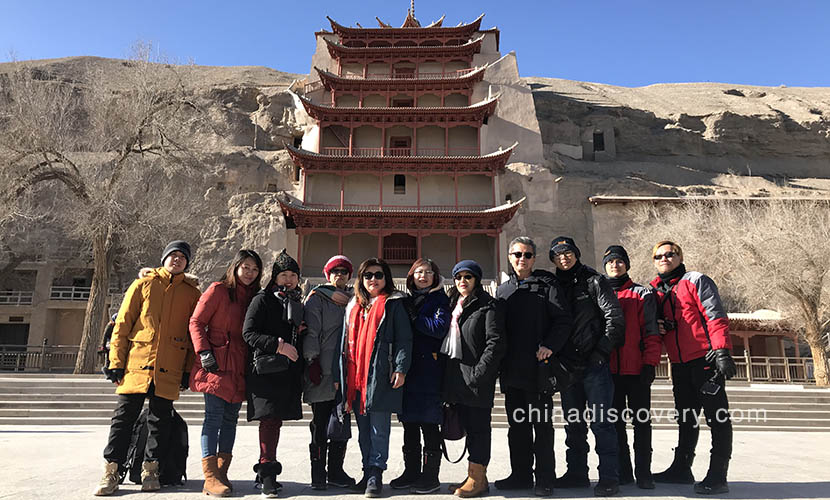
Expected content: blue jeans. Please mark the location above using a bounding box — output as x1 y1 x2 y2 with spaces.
560 361 619 481
353 394 392 470
201 393 242 458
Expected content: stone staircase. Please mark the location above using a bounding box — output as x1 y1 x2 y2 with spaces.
1 374 829 431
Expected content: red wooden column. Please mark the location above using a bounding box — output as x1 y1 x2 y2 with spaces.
377 232 383 259
348 126 354 155
491 173 496 206
339 176 345 210
455 232 461 263
379 174 383 209
793 334 801 358
302 169 308 203
381 126 387 156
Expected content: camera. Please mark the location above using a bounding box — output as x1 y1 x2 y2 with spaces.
662 319 677 332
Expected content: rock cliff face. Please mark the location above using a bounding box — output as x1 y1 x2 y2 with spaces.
4 57 830 276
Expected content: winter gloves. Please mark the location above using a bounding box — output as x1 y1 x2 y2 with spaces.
640 364 656 385
706 348 737 380
199 350 219 373
103 367 125 383
308 357 322 385
180 372 190 391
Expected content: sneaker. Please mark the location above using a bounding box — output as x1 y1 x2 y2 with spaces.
140 461 161 492
365 468 383 498
93 462 120 496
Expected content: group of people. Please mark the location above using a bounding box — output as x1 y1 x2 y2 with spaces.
93 234 737 499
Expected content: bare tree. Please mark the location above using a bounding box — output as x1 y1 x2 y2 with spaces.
622 199 830 386
0 45 212 373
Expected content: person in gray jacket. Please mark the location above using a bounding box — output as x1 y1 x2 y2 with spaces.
303 255 356 490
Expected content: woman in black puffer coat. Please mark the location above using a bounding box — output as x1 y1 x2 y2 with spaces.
442 260 506 498
242 250 304 498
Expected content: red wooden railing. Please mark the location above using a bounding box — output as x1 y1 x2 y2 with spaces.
319 147 480 157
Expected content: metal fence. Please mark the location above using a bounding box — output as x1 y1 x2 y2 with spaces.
0 291 34 305
0 342 821 384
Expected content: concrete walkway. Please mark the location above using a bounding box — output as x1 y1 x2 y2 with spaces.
0 425 827 500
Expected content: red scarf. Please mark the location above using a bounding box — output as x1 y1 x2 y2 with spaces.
346 294 388 414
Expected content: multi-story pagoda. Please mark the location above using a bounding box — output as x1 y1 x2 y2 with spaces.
281 7 542 277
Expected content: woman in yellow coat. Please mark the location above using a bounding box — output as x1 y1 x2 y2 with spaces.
94 241 201 496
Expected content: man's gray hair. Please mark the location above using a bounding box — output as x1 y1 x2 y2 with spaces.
508 236 536 255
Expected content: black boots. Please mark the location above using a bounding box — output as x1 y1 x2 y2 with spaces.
390 445 421 489
327 440 356 488
694 455 729 495
554 469 590 489
653 448 695 484
254 461 282 499
309 443 327 490
365 466 383 498
634 449 655 489
494 471 534 490
411 449 441 494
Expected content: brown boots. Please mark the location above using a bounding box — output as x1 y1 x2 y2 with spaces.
202 456 231 497
454 462 489 498
217 453 234 491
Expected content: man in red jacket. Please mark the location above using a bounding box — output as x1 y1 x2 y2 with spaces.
603 245 660 490
649 241 736 495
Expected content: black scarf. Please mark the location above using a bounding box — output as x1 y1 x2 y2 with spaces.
607 274 630 291
657 264 686 293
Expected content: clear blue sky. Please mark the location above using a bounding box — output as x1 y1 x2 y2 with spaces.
2 0 828 87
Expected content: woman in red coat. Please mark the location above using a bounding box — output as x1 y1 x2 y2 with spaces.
189 249 263 497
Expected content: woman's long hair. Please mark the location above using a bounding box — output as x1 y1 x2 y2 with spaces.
405 258 442 293
220 249 263 302
354 258 395 308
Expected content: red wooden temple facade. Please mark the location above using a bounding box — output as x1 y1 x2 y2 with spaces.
280 10 523 277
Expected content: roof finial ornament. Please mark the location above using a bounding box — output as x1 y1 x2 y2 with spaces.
411 0 415 17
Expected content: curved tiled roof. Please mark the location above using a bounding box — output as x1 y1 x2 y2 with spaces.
297 93 500 124
314 65 487 91
324 36 484 60
328 14 482 37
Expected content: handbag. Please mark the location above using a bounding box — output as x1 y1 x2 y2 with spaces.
327 391 351 441
440 404 467 463
252 352 290 375
537 356 577 394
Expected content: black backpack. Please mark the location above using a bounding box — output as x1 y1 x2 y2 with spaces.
121 407 188 486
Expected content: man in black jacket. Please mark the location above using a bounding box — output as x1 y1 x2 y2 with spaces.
550 236 625 497
495 236 572 496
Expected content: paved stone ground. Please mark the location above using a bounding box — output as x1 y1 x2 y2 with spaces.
1 425 827 500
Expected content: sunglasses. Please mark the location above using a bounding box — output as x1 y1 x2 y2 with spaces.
510 251 534 259
454 274 475 281
329 268 349 276
362 271 385 280
653 252 677 261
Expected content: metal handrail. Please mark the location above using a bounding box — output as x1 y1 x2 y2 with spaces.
49 286 122 301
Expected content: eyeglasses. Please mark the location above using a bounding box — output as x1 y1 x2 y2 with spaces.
454 274 475 281
329 268 349 276
510 252 534 259
362 271 385 280
653 252 677 261
413 269 434 276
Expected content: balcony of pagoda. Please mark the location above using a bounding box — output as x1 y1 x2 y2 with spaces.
304 66 486 96
318 123 482 158
285 142 516 175
325 14 484 47
324 37 484 66
298 94 499 127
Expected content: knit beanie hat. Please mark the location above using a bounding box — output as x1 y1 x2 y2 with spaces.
549 236 581 261
160 240 192 269
451 260 483 281
323 255 353 279
602 245 631 270
272 248 300 277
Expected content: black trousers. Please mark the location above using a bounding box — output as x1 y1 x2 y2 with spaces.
611 375 652 464
309 400 336 446
670 357 732 459
402 422 442 452
457 405 492 466
102 384 173 464
504 388 555 484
